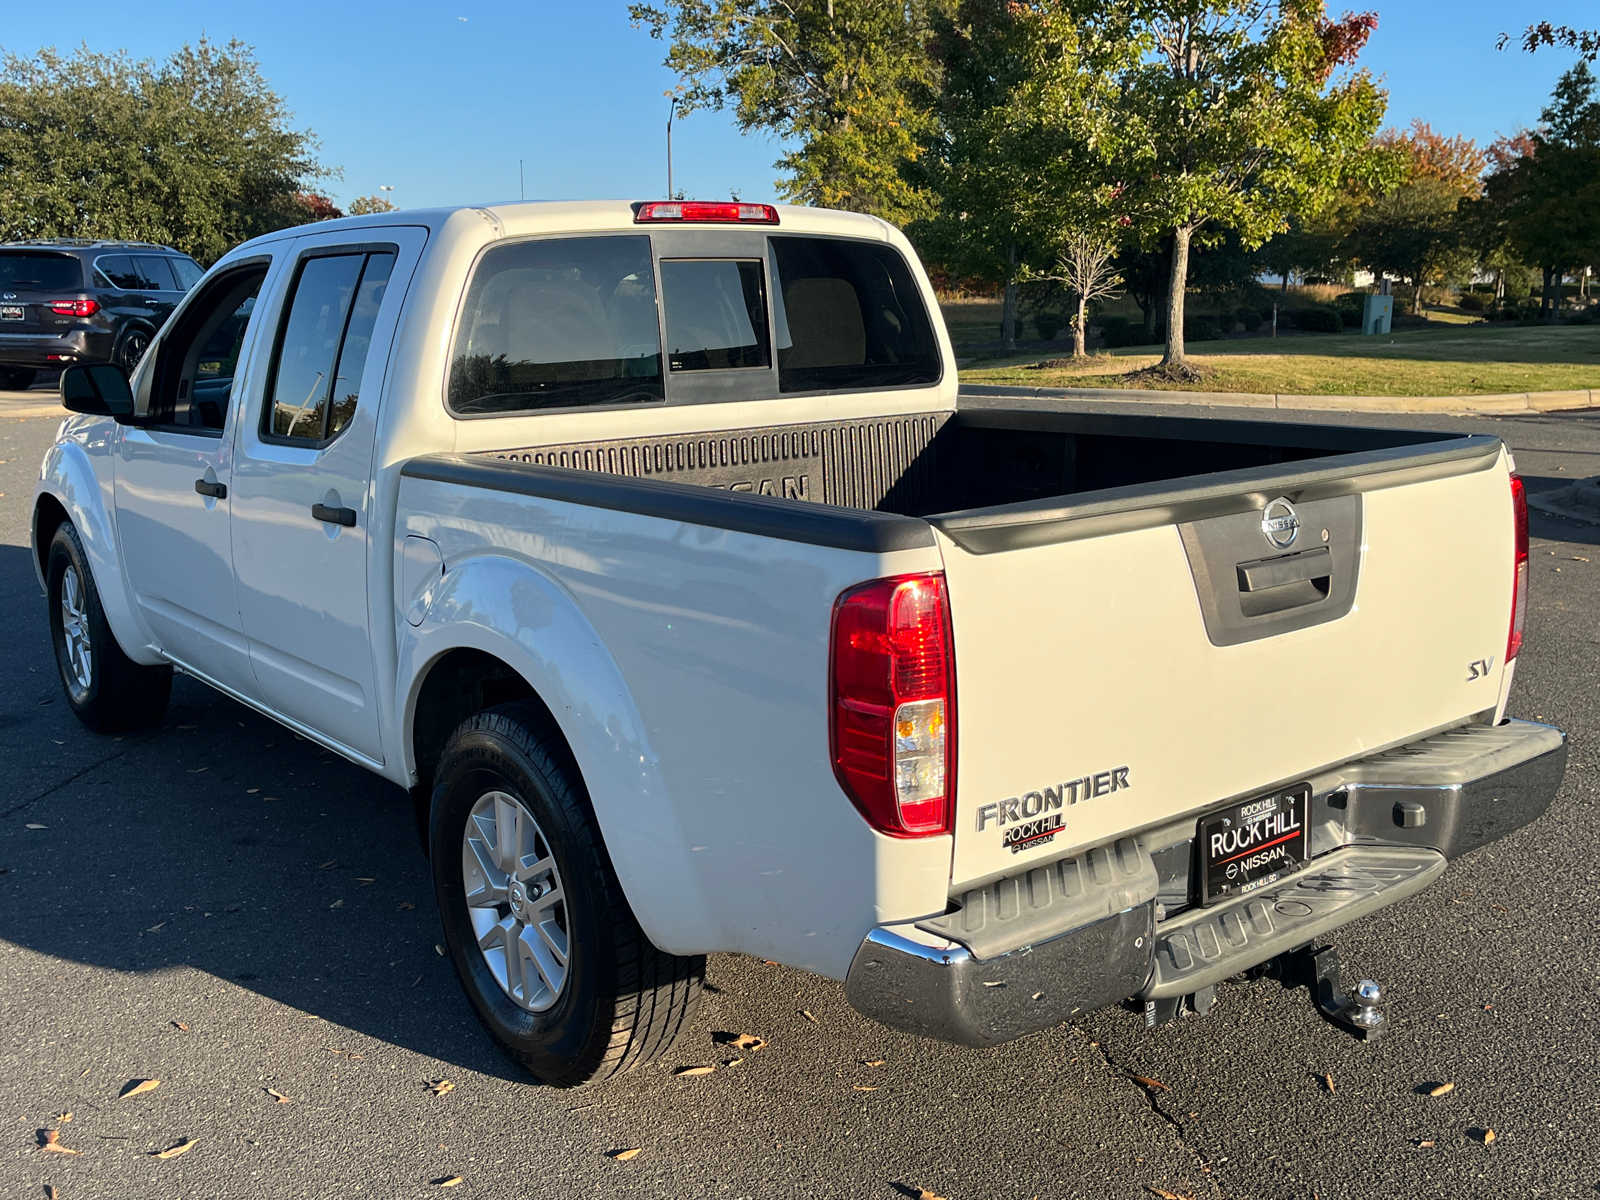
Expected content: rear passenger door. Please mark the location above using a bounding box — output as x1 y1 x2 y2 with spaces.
229 229 425 761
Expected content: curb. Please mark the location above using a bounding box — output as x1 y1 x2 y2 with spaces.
959 383 1600 416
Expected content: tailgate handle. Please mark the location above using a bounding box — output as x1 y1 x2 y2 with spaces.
1237 546 1332 593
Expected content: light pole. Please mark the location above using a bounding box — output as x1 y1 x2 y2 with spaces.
379 185 395 210
666 101 675 200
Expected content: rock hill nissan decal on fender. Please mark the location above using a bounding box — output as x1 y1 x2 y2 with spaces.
976 767 1132 854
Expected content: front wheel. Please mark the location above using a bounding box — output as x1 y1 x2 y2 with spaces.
115 328 151 373
0 367 38 391
430 702 703 1087
47 522 172 733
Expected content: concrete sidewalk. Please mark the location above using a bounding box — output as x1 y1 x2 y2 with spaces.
962 382 1600 416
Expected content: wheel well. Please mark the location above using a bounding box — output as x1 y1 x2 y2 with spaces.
33 494 70 579
410 649 560 840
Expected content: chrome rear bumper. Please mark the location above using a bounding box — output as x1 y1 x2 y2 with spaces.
844 719 1566 1047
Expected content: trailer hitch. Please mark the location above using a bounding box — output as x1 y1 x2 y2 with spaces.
1289 944 1386 1041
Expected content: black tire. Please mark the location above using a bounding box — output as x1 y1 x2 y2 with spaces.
0 367 38 391
46 522 172 733
430 701 703 1087
115 327 152 373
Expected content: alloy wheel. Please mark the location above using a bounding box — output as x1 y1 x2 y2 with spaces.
461 789 569 1012
59 564 93 694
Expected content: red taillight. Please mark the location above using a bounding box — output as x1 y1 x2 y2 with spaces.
1507 473 1529 661
47 299 99 317
829 574 955 837
635 201 780 224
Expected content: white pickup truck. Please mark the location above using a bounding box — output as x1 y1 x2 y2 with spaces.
32 200 1566 1086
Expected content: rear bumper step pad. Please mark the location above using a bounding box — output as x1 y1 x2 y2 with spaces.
1141 846 1446 1001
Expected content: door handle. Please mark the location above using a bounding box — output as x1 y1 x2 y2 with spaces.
194 479 227 499
312 502 357 527
1236 546 1332 593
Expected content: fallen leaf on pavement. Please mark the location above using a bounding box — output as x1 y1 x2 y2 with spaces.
916 1189 946 1200
674 1065 715 1077
861 1059 886 1067
428 1080 456 1096
1480 1129 1497 1144
398 902 416 910
1322 1072 1336 1095
25 823 47 830
1130 1076 1170 1092
357 878 376 886
726 1033 767 1052
172 1022 188 1032
1429 1082 1455 1097
266 1088 291 1104
146 923 165 932
152 1138 196 1160
329 899 344 909
436 1176 464 1188
1418 1139 1436 1148
412 975 423 988
120 1079 160 1099
318 860 338 870
47 1186 58 1199
607 1148 643 1160
1146 1188 1195 1200
247 788 259 794
853 1085 878 1091
435 944 446 956
800 1010 818 1023
39 1130 82 1156
723 1057 744 1067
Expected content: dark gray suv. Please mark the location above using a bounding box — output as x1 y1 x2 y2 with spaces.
0 240 205 390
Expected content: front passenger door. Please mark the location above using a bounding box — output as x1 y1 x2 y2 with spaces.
229 231 422 761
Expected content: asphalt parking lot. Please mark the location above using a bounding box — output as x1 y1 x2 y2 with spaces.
1 387 1596 1200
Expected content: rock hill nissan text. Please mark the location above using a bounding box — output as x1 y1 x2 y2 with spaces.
33 199 1566 1085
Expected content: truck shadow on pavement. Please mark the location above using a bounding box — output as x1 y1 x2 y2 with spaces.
0 544 529 1085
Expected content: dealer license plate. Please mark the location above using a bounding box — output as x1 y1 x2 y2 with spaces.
1198 783 1311 904
0 305 23 321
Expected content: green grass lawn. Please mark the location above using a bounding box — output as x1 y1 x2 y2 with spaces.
956 322 1600 396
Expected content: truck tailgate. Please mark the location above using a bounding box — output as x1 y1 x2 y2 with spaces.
933 438 1514 889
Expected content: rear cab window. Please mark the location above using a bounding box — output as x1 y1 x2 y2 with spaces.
446 228 939 417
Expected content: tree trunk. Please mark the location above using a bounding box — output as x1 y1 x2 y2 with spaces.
1495 269 1505 302
1541 265 1557 321
1001 244 1019 351
1073 293 1088 358
1160 225 1192 367
1281 271 1289 291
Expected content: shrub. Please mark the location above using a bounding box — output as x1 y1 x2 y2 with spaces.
1184 314 1222 342
1034 312 1065 341
1458 293 1486 312
1293 307 1342 333
1101 316 1160 347
1237 307 1262 331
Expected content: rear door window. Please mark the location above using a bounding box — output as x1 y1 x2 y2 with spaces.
0 253 84 292
134 256 182 290
658 259 770 372
768 237 940 394
170 258 205 290
265 250 396 444
448 235 661 415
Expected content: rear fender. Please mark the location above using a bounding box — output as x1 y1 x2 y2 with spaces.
32 421 161 665
397 552 719 953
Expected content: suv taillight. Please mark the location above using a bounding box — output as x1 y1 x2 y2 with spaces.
47 299 99 317
1507 473 1529 661
829 574 955 837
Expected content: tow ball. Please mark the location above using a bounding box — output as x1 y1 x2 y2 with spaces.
1298 945 1386 1041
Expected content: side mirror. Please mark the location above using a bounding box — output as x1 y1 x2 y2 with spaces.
61 363 139 421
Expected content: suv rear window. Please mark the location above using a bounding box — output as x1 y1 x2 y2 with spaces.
449 235 662 415
0 253 83 293
768 237 940 394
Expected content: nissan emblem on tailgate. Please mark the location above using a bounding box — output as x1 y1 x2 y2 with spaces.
1261 497 1300 549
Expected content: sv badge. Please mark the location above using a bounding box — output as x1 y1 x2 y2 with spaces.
1466 657 1495 681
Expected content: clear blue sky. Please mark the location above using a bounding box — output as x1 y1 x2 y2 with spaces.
3 1 1596 213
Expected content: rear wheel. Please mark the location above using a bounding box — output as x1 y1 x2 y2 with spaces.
115 328 152 372
46 523 172 733
0 367 37 391
430 701 703 1087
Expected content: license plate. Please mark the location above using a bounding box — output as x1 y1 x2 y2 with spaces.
1198 783 1311 904
0 305 22 321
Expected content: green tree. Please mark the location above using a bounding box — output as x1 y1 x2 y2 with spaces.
0 39 334 263
1351 177 1472 312
1490 65 1600 318
628 0 946 224
348 194 398 215
1091 1 1391 372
